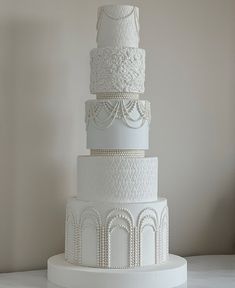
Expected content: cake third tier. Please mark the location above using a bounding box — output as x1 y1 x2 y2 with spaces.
86 99 150 150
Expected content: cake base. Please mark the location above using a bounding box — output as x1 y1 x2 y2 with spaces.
48 254 187 288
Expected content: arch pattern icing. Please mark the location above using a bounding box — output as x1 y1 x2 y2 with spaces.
79 207 102 266
65 205 169 268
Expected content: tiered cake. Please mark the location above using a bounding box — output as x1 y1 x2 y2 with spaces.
48 5 187 288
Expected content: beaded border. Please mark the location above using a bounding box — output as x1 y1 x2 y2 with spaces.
90 149 145 157
96 93 139 100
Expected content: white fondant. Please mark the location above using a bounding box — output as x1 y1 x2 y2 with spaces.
141 226 155 265
77 156 158 203
48 5 188 288
90 48 145 94
97 5 139 48
87 120 148 149
65 198 168 268
48 254 187 288
86 99 150 149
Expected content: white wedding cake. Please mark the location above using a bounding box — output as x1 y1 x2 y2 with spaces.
48 5 187 288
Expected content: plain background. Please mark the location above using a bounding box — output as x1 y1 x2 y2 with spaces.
0 0 235 272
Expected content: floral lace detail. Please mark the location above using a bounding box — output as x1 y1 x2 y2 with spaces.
85 100 150 130
90 48 145 93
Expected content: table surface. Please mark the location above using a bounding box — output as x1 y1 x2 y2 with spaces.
0 255 234 288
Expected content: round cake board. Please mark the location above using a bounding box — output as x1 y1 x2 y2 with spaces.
48 254 187 288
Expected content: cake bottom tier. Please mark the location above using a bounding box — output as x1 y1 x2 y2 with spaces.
48 253 187 288
65 197 169 268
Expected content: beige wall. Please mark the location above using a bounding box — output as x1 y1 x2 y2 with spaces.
0 0 235 272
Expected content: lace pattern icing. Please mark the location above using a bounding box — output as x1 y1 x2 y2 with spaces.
90 48 145 93
86 100 150 130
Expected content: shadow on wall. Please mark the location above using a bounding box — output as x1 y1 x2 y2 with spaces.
0 19 71 272
206 186 235 254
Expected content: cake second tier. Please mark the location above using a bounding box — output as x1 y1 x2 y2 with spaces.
77 156 158 203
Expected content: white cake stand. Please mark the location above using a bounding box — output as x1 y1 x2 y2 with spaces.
48 254 187 288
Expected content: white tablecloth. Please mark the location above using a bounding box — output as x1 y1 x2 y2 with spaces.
0 255 234 288
186 255 235 288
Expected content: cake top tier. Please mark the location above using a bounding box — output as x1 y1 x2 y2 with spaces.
96 5 139 48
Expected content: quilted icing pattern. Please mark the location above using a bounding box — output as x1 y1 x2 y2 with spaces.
106 158 156 201
77 157 158 202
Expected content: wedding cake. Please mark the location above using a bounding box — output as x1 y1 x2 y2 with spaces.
48 5 187 288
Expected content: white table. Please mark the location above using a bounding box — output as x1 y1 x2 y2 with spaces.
0 255 234 288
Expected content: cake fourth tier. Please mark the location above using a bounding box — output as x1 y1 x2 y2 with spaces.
90 47 145 94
